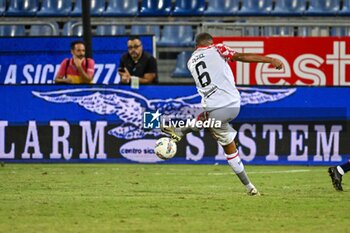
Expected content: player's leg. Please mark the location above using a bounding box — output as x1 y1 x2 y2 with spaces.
209 108 259 196
339 160 350 174
160 112 208 142
328 160 350 191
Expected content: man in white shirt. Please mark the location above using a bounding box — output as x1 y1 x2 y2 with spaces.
162 32 283 195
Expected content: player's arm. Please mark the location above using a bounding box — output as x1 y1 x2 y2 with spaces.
215 43 283 70
232 52 283 70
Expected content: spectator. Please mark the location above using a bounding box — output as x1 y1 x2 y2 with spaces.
55 40 95 84
118 35 158 84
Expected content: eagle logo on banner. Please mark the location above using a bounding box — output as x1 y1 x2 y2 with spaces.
32 87 296 140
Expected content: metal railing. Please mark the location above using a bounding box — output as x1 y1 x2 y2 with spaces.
69 20 201 35
1 19 349 37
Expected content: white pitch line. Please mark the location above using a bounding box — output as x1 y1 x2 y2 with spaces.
248 169 311 174
208 169 312 176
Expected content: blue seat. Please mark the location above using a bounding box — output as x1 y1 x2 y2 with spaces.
71 0 105 16
0 0 6 16
63 21 83 36
29 23 59 36
95 25 126 35
238 0 272 16
204 0 239 16
172 0 205 16
139 0 172 16
158 25 194 47
37 0 72 16
271 0 306 16
339 0 350 15
5 0 38 16
131 25 161 42
263 26 294 36
171 51 192 78
103 0 138 16
0 25 26 36
305 0 339 16
330 27 350 36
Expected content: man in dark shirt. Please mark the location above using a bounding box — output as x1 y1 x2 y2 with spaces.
118 35 158 84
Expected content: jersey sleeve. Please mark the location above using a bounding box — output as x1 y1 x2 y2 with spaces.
56 58 69 77
214 43 236 61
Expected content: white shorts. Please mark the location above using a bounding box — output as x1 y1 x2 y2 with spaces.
198 105 240 146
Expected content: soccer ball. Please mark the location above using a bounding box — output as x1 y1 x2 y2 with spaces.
155 137 177 160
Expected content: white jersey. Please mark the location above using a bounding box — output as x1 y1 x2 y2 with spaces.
187 45 240 110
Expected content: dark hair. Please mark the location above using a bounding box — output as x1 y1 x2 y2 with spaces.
128 35 141 41
70 40 85 50
195 32 213 46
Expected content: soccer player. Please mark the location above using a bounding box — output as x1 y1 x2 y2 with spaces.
161 32 283 196
328 160 350 191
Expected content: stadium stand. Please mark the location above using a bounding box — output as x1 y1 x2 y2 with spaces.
29 22 59 36
63 21 82 36
0 25 25 36
203 0 239 16
157 25 194 47
263 26 294 36
243 26 260 36
96 25 126 36
37 0 72 16
5 0 38 16
171 51 192 78
297 26 311 37
139 0 172 16
305 0 339 16
0 0 6 16
238 0 273 16
103 0 138 16
297 26 330 36
131 25 161 42
271 0 306 16
330 26 350 36
71 0 106 16
1 0 350 83
172 0 205 16
339 0 350 15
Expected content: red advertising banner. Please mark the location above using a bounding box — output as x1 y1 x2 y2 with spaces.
213 37 350 86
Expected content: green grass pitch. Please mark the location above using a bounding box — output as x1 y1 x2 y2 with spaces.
0 163 349 233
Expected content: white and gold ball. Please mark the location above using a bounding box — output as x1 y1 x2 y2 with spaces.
155 137 177 160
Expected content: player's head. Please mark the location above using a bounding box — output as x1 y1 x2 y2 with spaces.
127 35 143 60
195 32 213 47
70 40 86 59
